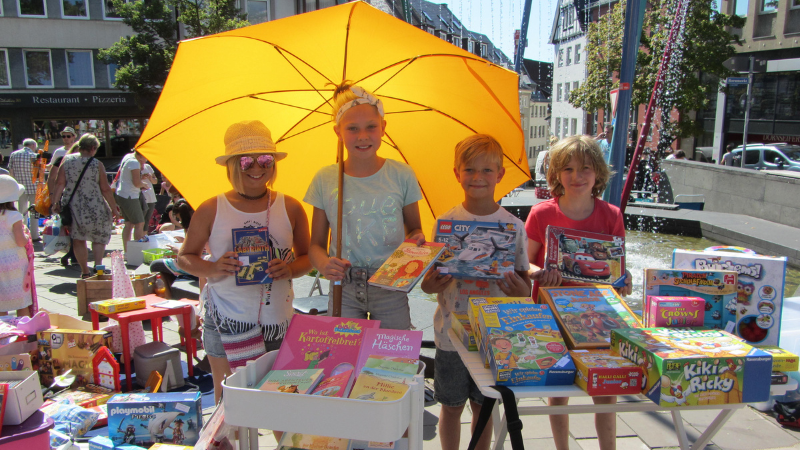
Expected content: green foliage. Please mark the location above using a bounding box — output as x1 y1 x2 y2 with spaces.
570 0 746 139
98 0 249 104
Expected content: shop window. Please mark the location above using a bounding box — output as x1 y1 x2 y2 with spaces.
761 0 777 12
776 72 798 120
67 50 95 87
0 50 9 88
19 0 47 17
62 0 87 18
24 50 53 88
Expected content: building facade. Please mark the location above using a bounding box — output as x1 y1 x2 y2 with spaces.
549 0 588 140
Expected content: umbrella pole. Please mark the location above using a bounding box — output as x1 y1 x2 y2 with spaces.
332 139 344 317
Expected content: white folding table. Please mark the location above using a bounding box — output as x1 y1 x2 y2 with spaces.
450 329 793 450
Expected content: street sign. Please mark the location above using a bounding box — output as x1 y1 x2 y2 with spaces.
727 76 749 86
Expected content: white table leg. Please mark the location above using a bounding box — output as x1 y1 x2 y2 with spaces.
671 410 690 450
491 400 507 450
691 408 737 450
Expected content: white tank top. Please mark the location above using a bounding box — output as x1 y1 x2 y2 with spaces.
203 192 295 327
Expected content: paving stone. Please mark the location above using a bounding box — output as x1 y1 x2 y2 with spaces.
678 406 765 428
618 411 701 448
576 436 649 450
565 413 636 439
710 418 799 450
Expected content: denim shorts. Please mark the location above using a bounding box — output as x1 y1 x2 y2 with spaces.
328 267 411 330
202 309 283 359
434 348 484 407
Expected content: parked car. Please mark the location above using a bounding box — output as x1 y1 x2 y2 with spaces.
730 143 800 172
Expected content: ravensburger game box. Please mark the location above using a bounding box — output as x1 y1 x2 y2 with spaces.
611 328 772 406
478 303 575 386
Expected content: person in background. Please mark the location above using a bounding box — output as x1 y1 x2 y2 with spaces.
595 124 613 165
8 139 41 242
665 149 686 160
47 143 79 267
0 175 33 318
720 143 734 166
115 150 148 253
140 162 158 234
48 127 77 170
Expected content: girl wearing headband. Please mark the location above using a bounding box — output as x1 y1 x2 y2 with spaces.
305 83 425 330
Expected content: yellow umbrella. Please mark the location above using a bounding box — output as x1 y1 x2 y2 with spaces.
136 0 529 238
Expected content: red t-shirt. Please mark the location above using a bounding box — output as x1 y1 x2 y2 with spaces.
524 197 625 270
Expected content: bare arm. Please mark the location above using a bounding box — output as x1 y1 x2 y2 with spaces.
51 162 68 213
12 221 27 247
402 202 425 244
178 197 240 278
130 168 144 188
47 166 59 204
308 207 350 281
267 196 311 280
97 162 119 221
527 239 562 287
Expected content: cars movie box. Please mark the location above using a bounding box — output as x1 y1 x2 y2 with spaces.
645 296 705 328
643 268 738 332
538 286 642 349
477 303 575 386
570 349 643 396
107 392 203 447
672 248 787 346
434 219 519 279
544 226 626 288
611 328 772 406
32 329 112 387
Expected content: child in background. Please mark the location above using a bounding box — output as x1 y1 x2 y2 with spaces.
0 175 32 317
525 135 632 450
421 134 531 450
305 83 425 330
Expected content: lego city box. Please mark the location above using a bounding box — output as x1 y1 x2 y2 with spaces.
107 392 203 448
610 328 772 407
570 349 643 396
672 248 787 346
477 303 575 386
32 329 112 387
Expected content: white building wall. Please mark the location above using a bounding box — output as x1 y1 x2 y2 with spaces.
551 36 586 140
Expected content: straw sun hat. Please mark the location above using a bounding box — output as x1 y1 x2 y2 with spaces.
215 120 288 166
0 175 25 203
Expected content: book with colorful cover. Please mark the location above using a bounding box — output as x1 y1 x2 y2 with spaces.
544 226 626 288
277 432 350 450
232 226 273 286
309 369 354 398
367 240 446 292
256 368 325 394
354 328 422 376
273 315 380 378
89 298 146 314
433 220 519 279
348 372 409 402
538 285 642 349
358 356 418 384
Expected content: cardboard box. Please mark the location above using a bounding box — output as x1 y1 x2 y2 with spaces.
88 436 147 450
467 297 534 366
478 303 575 386
758 346 799 372
611 328 772 406
90 297 146 315
645 296 705 327
0 354 32 372
32 329 112 388
47 312 94 331
77 274 155 316
0 370 43 425
672 249 787 346
570 349 643 396
107 392 203 447
451 313 477 351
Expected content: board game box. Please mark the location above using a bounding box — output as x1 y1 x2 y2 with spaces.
544 226 626 287
643 268 738 332
570 349 643 396
107 392 203 447
367 240 445 292
90 298 146 314
645 296 705 328
232 226 272 286
467 297 534 365
538 286 642 349
451 313 477 351
434 220 519 279
477 303 575 386
32 329 112 387
757 346 799 372
610 328 772 406
672 248 787 346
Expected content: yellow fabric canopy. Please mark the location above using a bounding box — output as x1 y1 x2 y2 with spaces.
136 1 530 235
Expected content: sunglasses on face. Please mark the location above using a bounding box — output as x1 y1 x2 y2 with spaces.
239 154 275 171
62 135 74 138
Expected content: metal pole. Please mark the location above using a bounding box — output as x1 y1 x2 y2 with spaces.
741 55 754 168
514 0 534 74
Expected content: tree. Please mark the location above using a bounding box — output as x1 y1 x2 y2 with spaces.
99 0 248 104
570 0 746 141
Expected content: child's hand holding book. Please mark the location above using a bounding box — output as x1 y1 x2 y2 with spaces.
421 267 452 302
496 271 532 297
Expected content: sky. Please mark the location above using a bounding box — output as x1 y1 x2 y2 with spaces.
412 0 561 63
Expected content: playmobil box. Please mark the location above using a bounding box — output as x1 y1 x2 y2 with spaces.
467 297 534 365
672 249 787 346
477 303 575 386
451 313 477 351
107 392 203 448
32 329 112 387
570 349 643 396
611 328 772 406
757 346 799 372
643 268 738 332
645 296 705 328
434 219 519 279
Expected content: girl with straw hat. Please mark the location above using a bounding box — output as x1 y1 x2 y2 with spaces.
178 120 311 404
